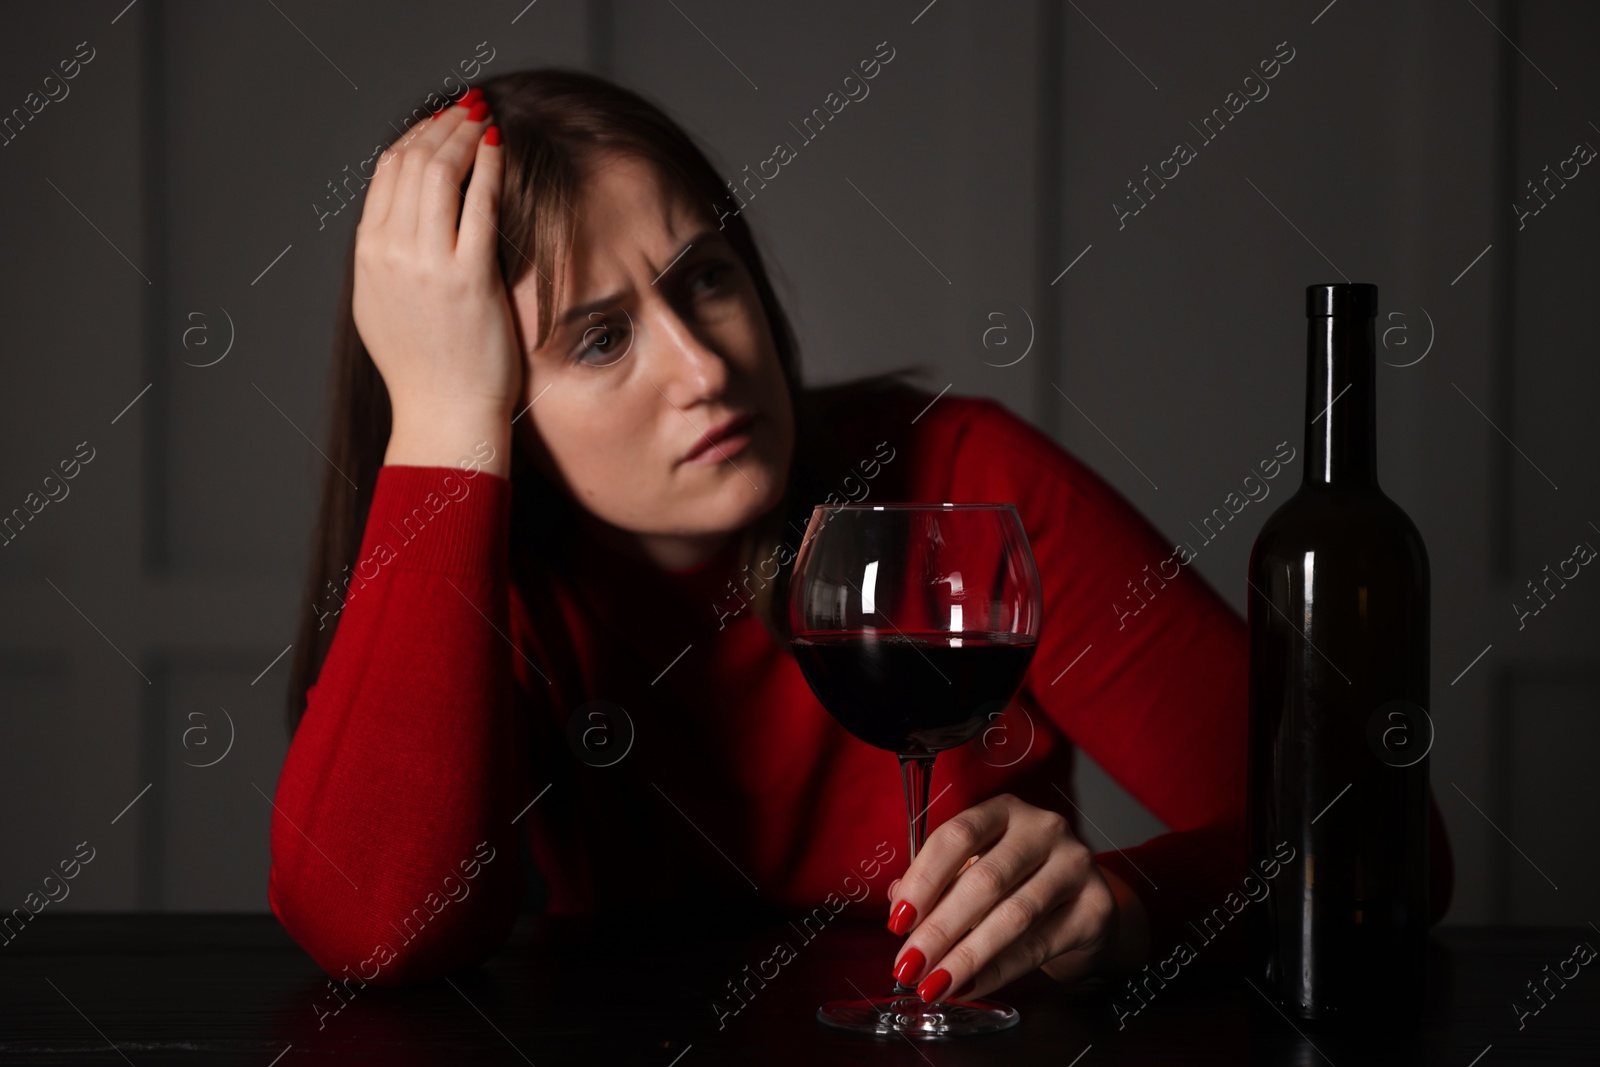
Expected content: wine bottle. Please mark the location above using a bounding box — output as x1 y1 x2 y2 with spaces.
1245 283 1431 1023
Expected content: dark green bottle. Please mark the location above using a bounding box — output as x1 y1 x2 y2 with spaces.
1245 283 1431 1023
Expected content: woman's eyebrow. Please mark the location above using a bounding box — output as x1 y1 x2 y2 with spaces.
557 291 628 327
651 229 725 285
554 230 727 327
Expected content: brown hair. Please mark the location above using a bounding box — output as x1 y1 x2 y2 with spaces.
287 68 928 734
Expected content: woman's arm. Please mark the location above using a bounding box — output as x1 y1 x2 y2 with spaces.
270 95 540 986
268 464 536 987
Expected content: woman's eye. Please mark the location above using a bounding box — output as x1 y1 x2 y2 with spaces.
688 261 729 296
575 315 632 366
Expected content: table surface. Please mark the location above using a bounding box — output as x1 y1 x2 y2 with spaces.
1 914 1595 1065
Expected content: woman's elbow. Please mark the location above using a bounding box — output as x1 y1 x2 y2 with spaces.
269 869 519 987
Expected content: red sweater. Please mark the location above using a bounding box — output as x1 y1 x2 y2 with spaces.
268 389 1453 987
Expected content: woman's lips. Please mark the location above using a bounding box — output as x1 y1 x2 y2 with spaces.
683 413 757 464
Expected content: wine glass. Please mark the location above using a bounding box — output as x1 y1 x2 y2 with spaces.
787 502 1043 1038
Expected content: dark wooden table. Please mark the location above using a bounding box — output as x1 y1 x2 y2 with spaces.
1 914 1595 1064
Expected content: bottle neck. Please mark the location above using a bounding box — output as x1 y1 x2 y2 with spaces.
1303 314 1378 488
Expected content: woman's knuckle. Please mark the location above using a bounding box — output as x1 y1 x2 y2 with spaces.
1087 881 1117 927
916 914 956 948
942 814 984 853
356 245 386 275
966 859 1009 898
1023 924 1055 969
995 891 1039 932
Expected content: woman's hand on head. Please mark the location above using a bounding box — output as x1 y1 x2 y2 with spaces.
883 793 1151 1004
355 92 519 475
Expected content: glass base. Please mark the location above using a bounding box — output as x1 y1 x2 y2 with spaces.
817 993 1020 1038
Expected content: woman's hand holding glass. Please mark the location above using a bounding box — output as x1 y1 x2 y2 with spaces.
884 793 1151 1003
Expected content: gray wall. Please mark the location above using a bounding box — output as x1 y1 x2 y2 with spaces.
0 0 1593 926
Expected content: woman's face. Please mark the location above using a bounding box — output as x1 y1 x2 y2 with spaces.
508 152 796 570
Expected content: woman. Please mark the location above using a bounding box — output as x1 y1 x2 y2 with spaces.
271 70 1453 1004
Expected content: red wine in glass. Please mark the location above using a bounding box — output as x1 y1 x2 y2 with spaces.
788 503 1042 1038
790 631 1037 755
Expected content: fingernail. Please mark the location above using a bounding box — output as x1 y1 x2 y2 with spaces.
952 979 975 1000
456 87 484 107
483 125 501 147
888 899 916 936
467 100 490 122
918 968 952 1003
893 947 925 986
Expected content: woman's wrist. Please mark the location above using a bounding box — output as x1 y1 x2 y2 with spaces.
385 403 512 478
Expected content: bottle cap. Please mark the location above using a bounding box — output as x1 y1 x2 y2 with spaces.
1306 283 1377 318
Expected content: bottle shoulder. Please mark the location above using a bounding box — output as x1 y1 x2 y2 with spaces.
1251 482 1429 576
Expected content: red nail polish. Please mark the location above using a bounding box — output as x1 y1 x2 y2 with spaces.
918 968 952 1003
888 899 916 936
893 947 925 986
467 100 490 122
952 979 975 1000
456 86 484 107
483 125 501 147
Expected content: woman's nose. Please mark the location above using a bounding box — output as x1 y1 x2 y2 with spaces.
652 305 729 405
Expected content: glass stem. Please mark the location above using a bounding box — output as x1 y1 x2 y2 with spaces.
899 753 937 861
892 753 938 1001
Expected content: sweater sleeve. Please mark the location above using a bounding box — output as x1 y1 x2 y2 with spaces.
943 399 1453 963
268 464 535 986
